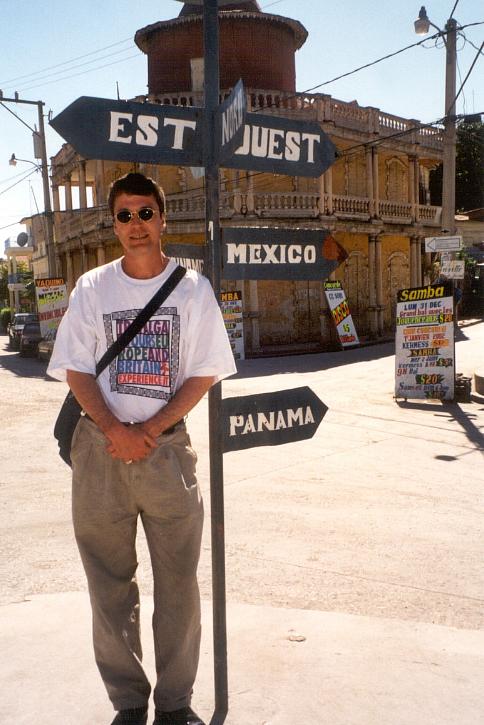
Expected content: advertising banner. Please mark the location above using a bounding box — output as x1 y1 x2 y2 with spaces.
394 283 454 401
35 277 68 339
220 290 245 361
323 280 359 347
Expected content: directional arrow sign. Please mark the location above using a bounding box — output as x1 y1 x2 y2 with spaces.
222 112 338 177
425 235 462 253
50 96 204 167
222 227 347 280
222 386 328 452
163 243 208 276
218 79 247 164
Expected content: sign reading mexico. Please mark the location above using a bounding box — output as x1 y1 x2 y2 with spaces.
394 283 454 401
35 278 68 339
222 227 347 280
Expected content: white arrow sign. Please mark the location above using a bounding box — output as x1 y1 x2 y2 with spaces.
425 236 462 252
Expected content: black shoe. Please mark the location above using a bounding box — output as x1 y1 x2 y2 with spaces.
111 707 148 725
153 706 205 725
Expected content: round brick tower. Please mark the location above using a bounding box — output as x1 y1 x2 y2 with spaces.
134 1 307 95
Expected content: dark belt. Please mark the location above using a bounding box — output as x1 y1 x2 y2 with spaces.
82 413 183 435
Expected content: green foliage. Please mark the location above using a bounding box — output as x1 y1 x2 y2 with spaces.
0 307 12 332
429 117 484 211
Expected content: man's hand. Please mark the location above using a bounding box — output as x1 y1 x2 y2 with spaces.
105 422 158 463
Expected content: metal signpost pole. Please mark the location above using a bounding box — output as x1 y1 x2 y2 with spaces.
203 1 228 721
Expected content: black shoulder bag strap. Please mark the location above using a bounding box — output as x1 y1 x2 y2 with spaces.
95 264 186 377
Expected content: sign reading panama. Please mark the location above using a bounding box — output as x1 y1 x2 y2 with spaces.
222 227 347 280
222 386 328 452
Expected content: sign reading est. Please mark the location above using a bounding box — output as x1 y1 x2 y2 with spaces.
50 96 204 167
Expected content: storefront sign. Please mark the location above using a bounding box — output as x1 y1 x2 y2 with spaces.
35 277 68 339
323 280 359 347
394 283 454 401
220 290 245 361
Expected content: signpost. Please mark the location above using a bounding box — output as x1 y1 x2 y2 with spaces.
218 79 247 164
222 227 347 280
394 283 455 401
222 387 327 452
51 96 204 167
50 3 342 720
425 235 462 253
323 280 359 347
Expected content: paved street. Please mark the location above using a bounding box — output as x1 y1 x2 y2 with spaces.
0 319 483 725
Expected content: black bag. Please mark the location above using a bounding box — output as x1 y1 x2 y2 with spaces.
54 265 186 466
54 392 83 467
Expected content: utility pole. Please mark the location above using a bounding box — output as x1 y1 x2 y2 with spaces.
442 18 457 235
414 8 458 235
0 94 57 277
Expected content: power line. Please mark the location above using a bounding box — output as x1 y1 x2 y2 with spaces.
449 40 484 113
13 53 142 95
0 168 39 198
0 37 133 87
3 46 137 95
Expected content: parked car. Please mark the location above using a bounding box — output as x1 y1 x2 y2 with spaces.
19 321 42 356
38 329 57 361
7 313 39 351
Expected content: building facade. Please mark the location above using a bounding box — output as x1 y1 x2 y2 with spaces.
40 2 445 354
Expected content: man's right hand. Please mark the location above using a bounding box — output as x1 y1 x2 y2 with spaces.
105 422 158 464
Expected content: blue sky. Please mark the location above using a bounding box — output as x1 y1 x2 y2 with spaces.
1 0 482 247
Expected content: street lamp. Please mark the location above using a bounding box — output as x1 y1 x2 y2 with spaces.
414 5 458 234
9 153 40 170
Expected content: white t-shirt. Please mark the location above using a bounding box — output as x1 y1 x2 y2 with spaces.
48 258 237 422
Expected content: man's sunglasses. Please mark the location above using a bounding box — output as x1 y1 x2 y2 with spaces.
115 207 159 224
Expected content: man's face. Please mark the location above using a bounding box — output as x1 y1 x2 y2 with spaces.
113 193 165 260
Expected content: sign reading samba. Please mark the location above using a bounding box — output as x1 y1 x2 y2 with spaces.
222 386 328 452
394 283 454 401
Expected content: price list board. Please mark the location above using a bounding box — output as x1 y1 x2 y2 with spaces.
395 283 454 401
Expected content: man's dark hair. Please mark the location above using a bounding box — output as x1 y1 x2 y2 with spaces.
108 172 165 215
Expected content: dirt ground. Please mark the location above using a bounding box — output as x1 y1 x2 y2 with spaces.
1 321 483 632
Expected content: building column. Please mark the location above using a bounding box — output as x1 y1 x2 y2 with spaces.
66 251 74 293
375 234 384 336
368 234 378 338
372 147 380 218
408 155 417 222
324 165 333 215
64 175 73 211
95 160 105 206
79 160 88 209
248 280 260 352
414 158 420 217
96 244 106 267
366 146 375 217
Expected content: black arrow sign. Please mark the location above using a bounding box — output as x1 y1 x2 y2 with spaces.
222 227 347 280
222 112 338 177
218 79 247 164
50 96 204 166
222 386 328 453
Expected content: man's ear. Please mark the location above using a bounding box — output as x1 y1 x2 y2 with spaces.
161 213 167 232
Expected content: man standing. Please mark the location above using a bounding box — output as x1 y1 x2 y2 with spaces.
48 172 236 725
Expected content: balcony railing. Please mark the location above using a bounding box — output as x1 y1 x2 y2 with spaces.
47 193 442 247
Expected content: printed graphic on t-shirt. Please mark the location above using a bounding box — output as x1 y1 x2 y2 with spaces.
103 307 180 400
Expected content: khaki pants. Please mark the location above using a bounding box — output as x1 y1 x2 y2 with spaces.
71 417 204 712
